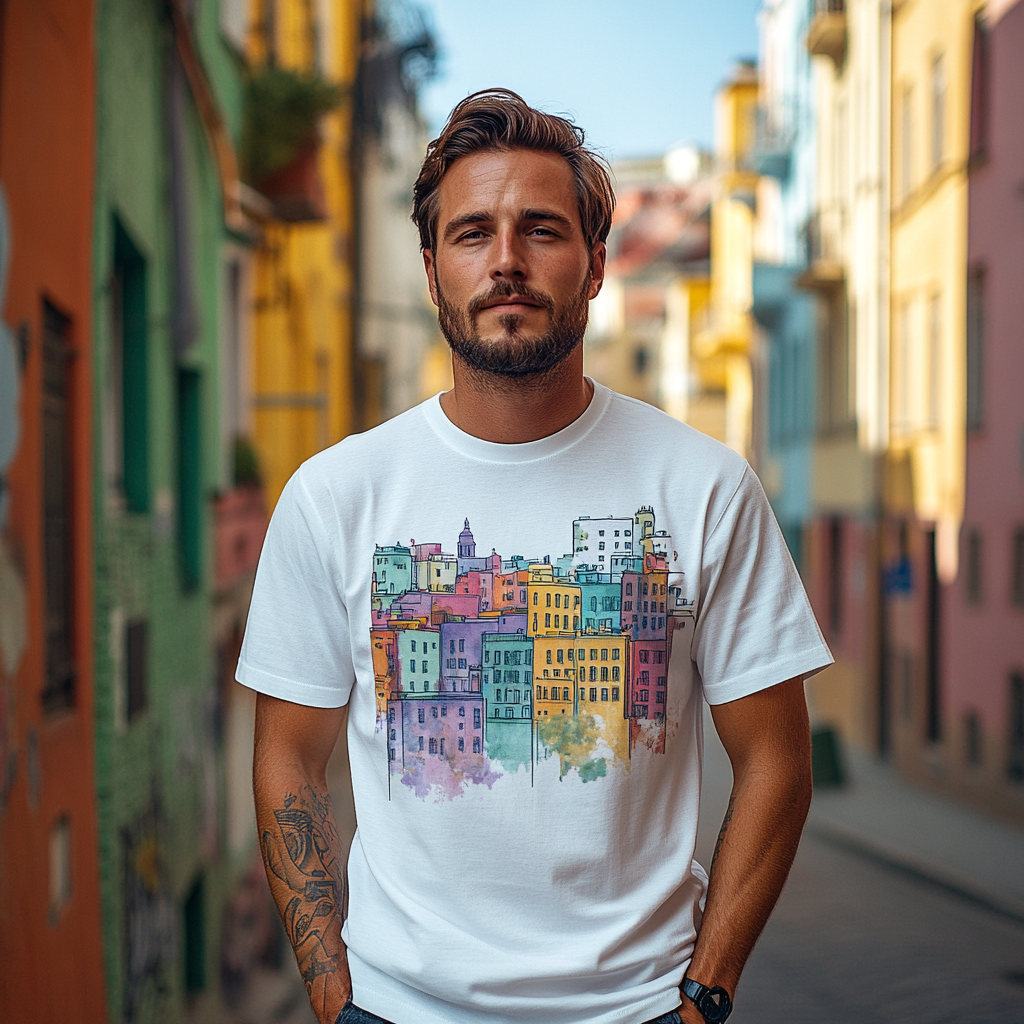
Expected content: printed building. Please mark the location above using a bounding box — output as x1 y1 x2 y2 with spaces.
527 565 582 636
396 626 440 695
573 515 636 572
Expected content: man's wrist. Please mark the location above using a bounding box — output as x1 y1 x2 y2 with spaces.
680 976 733 1023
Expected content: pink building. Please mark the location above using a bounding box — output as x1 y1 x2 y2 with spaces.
947 0 1024 822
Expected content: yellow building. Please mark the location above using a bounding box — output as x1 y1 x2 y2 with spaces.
533 635 578 717
693 60 760 458
890 0 982 582
526 565 582 637
247 0 363 506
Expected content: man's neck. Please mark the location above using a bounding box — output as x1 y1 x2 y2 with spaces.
439 348 593 444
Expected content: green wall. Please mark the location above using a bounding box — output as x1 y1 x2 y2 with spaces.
92 2 250 1020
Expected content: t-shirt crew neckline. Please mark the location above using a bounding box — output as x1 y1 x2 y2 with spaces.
421 377 612 465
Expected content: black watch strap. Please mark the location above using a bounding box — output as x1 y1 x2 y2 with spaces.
681 977 733 1023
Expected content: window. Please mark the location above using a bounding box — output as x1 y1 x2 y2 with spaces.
599 542 605 551
458 738 464 751
418 708 425 725
563 688 570 701
966 529 983 605
626 583 633 595
601 649 608 661
601 688 608 701
441 705 447 717
639 649 650 664
545 614 551 628
656 690 665 703
969 13 991 162
1012 529 1024 607
578 649 585 661
473 737 481 752
601 667 609 682
900 84 913 200
458 639 464 652
177 368 202 590
41 301 76 713
611 687 619 702
554 593 560 608
590 687 598 702
590 649 597 660
458 658 466 669
966 267 985 431
546 592 551 607
448 640 453 654
109 220 149 513
459 705 466 717
612 666 620 682
931 54 945 172
418 735 424 750
431 706 438 718
1010 672 1024 782
546 649 552 664
590 666 597 682
429 738 437 754
557 648 564 664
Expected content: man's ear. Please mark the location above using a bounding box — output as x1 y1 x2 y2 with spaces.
587 241 608 301
423 249 440 307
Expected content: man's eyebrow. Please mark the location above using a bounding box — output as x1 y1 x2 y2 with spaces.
443 212 492 240
519 209 572 227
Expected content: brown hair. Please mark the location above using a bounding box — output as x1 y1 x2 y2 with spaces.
412 88 615 253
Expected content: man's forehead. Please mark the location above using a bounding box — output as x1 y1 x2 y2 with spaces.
437 148 579 223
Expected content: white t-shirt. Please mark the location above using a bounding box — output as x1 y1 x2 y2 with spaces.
237 382 832 1024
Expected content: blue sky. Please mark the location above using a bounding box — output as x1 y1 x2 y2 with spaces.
416 0 761 161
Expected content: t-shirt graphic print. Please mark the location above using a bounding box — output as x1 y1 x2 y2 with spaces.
373 508 695 800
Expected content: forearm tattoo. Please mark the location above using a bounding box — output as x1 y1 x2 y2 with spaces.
711 793 736 869
260 785 347 1014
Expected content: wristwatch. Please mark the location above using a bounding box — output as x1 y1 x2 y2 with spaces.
681 977 733 1023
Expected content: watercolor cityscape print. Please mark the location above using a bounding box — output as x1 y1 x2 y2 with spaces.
370 508 696 800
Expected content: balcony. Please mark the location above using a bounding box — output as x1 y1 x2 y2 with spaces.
796 210 845 291
754 108 793 181
214 485 269 593
807 0 847 67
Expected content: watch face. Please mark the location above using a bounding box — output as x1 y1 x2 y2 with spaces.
698 989 732 1023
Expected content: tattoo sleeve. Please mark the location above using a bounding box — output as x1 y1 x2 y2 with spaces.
259 783 349 1023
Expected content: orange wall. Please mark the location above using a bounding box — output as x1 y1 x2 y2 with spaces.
0 2 106 1022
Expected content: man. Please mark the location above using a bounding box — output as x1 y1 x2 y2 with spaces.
242 89 831 1024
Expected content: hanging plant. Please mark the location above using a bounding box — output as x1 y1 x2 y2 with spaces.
240 66 344 186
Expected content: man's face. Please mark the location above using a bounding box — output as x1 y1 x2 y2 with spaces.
423 148 606 378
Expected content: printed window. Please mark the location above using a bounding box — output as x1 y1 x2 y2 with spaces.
459 705 466 717
568 649 574 660
458 738 464 751
545 614 551 627
505 708 513 719
612 648 620 661
459 639 465 652
573 616 579 629
441 705 447 717
419 736 424 750
590 649 598 660
580 688 586 701
533 592 538 605
590 666 597 682
612 666 620 682
458 658 466 669
473 737 481 753
417 708 425 724
614 530 620 537
543 687 548 699
412 640 417 653
626 583 633 595
494 670 501 684
555 593 561 608
601 667 609 682
484 650 490 663
514 690 521 702
557 648 564 664
561 688 568 701
601 688 608 702
493 708 500 717
578 649 585 661
536 685 542 699
449 640 455 654
611 687 620 702
439 739 445 755
388 707 395 723
546 593 552 607
640 649 649 664
599 530 605 536
599 542 605 551
431 706 438 718
546 649 552 664
601 649 608 661
590 688 598 702
656 691 665 703
521 708 529 719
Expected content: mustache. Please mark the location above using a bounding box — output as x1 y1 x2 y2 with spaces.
467 281 556 319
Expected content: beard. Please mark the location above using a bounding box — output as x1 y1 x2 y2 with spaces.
436 273 591 379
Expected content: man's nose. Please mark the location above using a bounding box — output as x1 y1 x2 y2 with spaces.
489 228 527 281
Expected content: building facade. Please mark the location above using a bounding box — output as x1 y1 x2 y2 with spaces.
0 3 107 1021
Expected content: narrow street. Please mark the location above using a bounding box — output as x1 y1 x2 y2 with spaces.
699 721 1024 1024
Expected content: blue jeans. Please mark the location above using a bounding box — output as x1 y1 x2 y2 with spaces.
334 999 683 1024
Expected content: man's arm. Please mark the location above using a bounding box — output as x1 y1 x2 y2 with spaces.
679 677 813 1022
253 692 351 1024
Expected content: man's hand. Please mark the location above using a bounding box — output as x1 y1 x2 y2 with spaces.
254 693 351 1024
682 677 813 1006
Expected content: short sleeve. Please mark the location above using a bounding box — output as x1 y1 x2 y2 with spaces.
693 465 832 705
236 469 355 708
